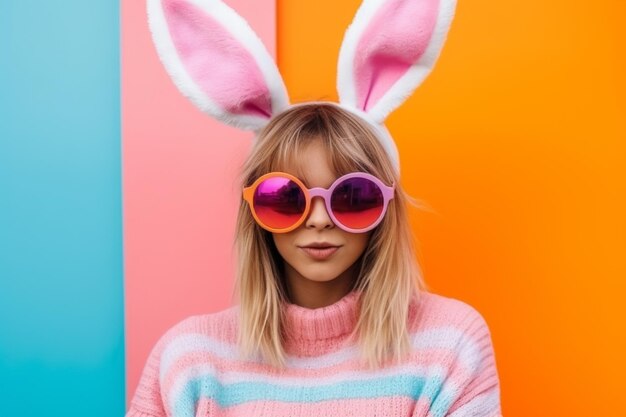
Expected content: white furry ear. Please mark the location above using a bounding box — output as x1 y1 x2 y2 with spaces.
337 0 457 124
147 0 289 131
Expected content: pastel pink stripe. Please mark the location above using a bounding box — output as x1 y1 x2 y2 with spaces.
193 395 427 417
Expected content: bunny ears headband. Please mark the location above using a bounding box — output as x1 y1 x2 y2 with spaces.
147 0 457 174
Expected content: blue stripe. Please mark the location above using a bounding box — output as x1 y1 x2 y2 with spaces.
173 373 453 417
0 1 124 416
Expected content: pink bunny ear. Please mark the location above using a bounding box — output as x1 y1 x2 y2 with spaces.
337 0 457 124
147 0 289 131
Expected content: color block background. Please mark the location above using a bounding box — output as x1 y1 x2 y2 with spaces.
121 0 275 406
121 0 626 414
0 0 624 416
280 1 623 415
0 1 124 416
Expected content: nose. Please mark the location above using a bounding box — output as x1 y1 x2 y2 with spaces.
305 196 334 230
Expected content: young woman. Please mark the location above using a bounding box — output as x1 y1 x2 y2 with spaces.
127 0 503 416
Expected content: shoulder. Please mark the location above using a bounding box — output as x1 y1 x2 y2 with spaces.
409 290 494 347
409 293 503 414
149 304 241 359
413 290 491 326
128 305 240 416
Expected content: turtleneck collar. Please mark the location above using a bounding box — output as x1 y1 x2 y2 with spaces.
281 288 362 343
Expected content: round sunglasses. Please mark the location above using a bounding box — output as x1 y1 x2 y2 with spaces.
242 171 395 233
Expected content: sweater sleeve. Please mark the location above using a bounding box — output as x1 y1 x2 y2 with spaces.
422 305 503 417
125 335 168 417
444 307 503 417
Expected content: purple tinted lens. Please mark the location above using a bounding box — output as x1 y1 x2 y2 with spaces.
331 177 384 229
253 177 306 229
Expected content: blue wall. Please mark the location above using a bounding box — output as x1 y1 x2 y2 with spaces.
0 1 125 415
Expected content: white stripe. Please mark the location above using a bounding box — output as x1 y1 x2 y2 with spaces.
173 362 446 389
160 325 484 381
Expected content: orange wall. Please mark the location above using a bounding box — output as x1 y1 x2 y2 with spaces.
277 0 625 415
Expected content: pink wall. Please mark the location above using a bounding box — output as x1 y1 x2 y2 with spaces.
121 0 277 403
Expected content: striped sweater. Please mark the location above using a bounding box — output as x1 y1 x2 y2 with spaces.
126 289 503 417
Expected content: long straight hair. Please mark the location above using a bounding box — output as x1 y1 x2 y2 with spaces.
232 102 430 370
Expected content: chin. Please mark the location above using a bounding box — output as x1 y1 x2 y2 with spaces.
295 265 346 282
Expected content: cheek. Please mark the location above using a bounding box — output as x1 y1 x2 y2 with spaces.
272 233 296 260
341 233 371 260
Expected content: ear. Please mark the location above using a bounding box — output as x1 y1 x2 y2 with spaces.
147 0 290 131
337 0 457 124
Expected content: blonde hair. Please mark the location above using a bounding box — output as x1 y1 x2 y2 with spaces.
232 102 430 370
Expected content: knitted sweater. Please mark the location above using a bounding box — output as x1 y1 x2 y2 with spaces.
126 290 503 417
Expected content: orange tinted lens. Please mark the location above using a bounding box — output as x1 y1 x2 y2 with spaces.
253 176 306 229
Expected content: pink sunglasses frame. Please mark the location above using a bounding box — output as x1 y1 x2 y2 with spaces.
242 171 396 233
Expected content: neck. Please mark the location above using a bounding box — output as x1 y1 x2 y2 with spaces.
281 287 362 346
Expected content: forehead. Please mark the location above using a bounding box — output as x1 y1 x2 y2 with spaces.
274 140 339 188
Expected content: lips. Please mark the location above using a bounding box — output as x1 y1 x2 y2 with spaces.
300 246 340 260
298 241 341 260
300 242 340 249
